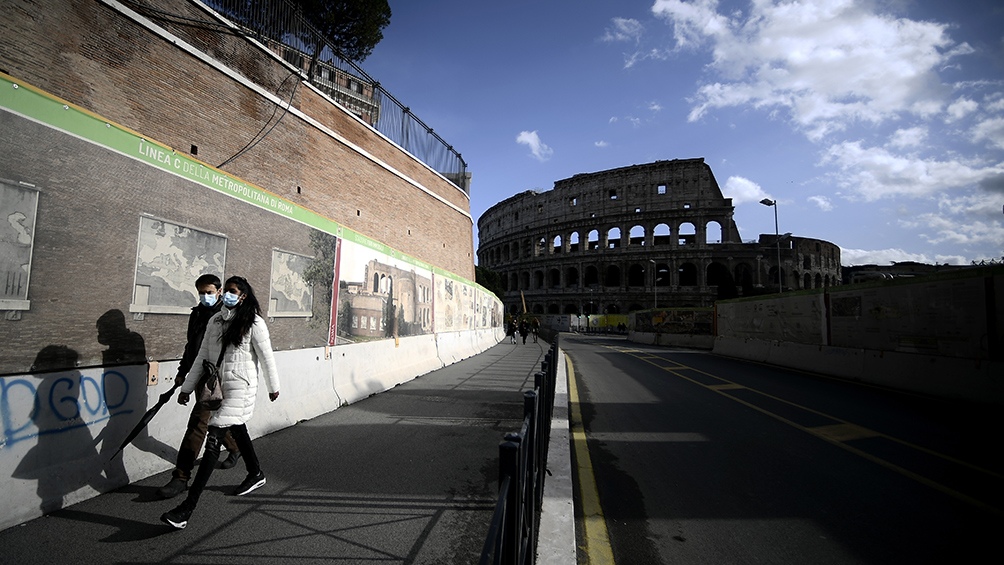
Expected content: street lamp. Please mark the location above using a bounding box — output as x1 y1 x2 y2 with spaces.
760 198 783 293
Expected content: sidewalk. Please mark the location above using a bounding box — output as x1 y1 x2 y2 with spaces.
0 338 573 565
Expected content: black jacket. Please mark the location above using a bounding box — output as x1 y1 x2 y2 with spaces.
177 300 223 377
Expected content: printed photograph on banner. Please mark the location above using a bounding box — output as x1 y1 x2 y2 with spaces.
475 287 502 329
0 179 38 310
132 216 226 314
268 249 313 317
434 274 475 331
334 236 433 343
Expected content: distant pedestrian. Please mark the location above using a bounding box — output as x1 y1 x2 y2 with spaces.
161 276 280 530
507 320 517 344
531 318 540 343
157 274 241 500
518 320 529 345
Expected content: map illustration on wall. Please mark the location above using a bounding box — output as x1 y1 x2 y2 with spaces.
131 216 226 314
269 249 313 317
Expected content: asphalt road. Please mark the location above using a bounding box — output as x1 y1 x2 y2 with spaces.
564 334 1003 564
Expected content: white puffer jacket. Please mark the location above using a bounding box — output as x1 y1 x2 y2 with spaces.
182 310 280 427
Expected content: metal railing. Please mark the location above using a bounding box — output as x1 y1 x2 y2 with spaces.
194 0 468 193
480 335 560 565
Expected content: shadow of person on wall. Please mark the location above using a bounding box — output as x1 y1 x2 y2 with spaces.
12 345 108 513
94 309 149 483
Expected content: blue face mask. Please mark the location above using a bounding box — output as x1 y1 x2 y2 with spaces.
222 291 241 308
199 293 218 308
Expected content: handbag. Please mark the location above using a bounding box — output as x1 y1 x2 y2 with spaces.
197 344 227 410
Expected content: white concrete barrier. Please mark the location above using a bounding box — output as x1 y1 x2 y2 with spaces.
0 328 504 531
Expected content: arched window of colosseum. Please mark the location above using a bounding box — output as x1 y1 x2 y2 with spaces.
627 264 645 286
534 270 544 289
653 223 671 246
607 227 622 249
679 263 698 286
548 304 560 314
604 265 621 287
815 273 822 288
552 235 562 254
705 221 722 244
510 242 518 260
678 222 696 246
548 268 560 288
804 273 812 289
655 263 670 287
533 304 544 314
569 231 580 252
534 237 546 257
706 262 734 298
629 225 645 246
803 256 811 269
523 239 532 258
501 275 509 292
605 304 620 314
734 263 753 290
587 230 600 250
564 304 578 315
566 267 579 288
520 271 530 290
584 265 599 286
628 303 643 312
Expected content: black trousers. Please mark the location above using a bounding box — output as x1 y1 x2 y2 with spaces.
183 423 260 508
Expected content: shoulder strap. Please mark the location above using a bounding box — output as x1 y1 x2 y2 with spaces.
215 342 227 368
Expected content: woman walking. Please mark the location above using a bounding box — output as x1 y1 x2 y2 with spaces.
161 276 280 530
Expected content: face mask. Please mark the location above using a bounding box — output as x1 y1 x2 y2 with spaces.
222 292 240 308
199 293 218 308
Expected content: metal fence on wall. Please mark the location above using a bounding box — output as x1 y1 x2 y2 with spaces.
194 0 469 193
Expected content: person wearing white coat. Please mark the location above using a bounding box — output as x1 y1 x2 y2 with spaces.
161 276 280 530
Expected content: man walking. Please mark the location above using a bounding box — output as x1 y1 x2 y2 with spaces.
157 274 240 499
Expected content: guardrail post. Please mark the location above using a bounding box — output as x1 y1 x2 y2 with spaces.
500 436 520 565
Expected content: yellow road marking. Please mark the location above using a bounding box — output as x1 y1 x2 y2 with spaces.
614 349 1003 515
567 355 616 564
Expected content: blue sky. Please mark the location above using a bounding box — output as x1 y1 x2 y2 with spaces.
362 0 1004 266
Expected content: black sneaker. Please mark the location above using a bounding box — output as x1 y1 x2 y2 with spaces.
161 503 193 530
233 471 266 496
217 451 241 470
157 477 188 499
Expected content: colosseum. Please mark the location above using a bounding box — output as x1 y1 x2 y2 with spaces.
477 158 842 316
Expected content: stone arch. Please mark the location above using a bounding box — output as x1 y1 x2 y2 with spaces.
628 303 644 312
653 223 671 246
547 304 560 314
629 225 645 246
604 304 620 314
587 229 600 250
584 265 599 286
563 304 578 315
627 263 645 286
707 261 737 298
815 273 822 288
509 272 518 291
533 269 544 289
678 222 696 246
548 268 561 288
552 235 563 254
569 231 581 252
532 304 544 314
654 263 670 287
679 262 698 286
607 227 622 249
520 271 530 290
804 272 812 289
604 264 621 287
565 266 579 288
705 220 722 244
535 236 546 257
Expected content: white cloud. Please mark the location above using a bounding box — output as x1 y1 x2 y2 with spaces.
602 17 644 43
653 0 973 137
808 195 833 211
888 126 928 149
822 140 1004 200
594 140 610 148
722 175 770 204
840 247 933 266
945 97 978 122
516 130 554 162
972 116 1004 150
649 101 663 112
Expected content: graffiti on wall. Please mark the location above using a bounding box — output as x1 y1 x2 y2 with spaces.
1 344 150 511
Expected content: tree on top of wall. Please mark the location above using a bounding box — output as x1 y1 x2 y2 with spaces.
294 0 391 63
